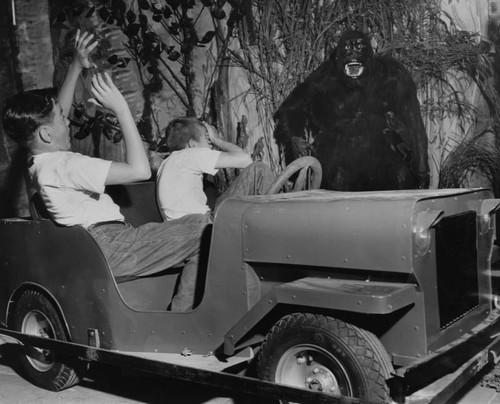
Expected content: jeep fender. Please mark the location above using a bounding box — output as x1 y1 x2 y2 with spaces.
223 277 416 355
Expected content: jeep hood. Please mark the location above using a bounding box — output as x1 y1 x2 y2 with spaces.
213 188 494 274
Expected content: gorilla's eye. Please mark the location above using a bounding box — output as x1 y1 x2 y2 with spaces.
354 40 366 50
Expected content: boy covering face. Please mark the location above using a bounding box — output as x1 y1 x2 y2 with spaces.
157 117 275 221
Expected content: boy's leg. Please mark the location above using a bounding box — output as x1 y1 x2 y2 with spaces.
214 161 275 212
88 214 211 311
167 214 213 312
170 251 199 312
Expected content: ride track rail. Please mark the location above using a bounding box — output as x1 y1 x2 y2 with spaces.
0 326 363 404
3 322 500 404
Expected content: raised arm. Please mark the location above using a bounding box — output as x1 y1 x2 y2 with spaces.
58 30 98 117
89 73 151 184
203 123 252 169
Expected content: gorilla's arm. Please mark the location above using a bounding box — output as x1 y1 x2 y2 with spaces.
274 59 336 163
380 57 430 188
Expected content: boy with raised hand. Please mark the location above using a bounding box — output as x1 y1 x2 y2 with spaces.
3 31 209 312
156 117 275 221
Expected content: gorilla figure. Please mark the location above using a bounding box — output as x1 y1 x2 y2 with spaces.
274 30 429 191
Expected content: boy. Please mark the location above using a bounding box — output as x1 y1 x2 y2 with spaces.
3 31 209 312
156 117 275 220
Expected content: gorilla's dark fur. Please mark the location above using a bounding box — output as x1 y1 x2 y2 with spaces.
274 30 429 191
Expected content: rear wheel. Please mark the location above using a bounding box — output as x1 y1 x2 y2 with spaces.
257 313 392 403
11 290 85 391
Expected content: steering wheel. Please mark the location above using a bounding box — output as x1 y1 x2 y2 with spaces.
267 156 322 194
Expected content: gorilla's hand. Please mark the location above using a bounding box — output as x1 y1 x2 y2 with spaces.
291 136 312 157
417 171 430 189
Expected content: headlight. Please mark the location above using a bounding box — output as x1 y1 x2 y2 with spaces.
413 210 443 256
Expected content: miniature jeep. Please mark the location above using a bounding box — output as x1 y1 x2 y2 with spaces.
1 176 500 403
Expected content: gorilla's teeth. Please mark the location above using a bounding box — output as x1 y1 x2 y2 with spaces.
345 63 364 78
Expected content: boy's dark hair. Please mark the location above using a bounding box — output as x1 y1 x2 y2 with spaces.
165 117 205 152
3 88 58 148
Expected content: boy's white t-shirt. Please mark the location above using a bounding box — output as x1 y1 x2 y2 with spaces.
156 148 220 220
29 151 124 228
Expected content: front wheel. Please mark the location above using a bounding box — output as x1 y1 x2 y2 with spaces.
11 290 85 391
257 313 392 403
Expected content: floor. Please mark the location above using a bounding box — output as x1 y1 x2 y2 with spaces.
1 345 500 404
452 373 500 404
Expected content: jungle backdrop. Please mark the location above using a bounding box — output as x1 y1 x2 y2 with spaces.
0 0 498 217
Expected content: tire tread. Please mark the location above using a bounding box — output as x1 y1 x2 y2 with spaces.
11 290 84 391
257 313 391 403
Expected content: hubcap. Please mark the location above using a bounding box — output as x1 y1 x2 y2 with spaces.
275 345 353 397
21 310 56 372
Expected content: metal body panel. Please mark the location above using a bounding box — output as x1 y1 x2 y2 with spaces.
240 190 415 273
237 188 492 273
276 278 416 314
0 218 246 355
0 219 117 346
223 278 417 355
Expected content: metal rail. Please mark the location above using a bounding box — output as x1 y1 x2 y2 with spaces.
4 321 498 404
0 326 363 404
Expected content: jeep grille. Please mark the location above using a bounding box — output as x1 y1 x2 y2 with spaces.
435 211 478 329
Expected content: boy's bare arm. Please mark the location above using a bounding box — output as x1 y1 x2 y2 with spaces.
211 136 245 153
89 73 151 184
215 150 252 169
204 123 252 169
58 30 98 117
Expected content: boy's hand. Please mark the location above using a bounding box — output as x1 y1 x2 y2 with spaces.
201 121 219 149
88 72 128 115
74 29 98 69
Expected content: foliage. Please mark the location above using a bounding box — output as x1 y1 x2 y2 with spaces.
51 0 239 154
70 105 122 156
95 0 224 117
439 129 500 195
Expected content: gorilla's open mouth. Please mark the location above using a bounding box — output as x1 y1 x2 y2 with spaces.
344 62 364 78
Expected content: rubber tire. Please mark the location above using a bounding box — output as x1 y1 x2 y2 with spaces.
256 313 392 403
11 290 84 391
